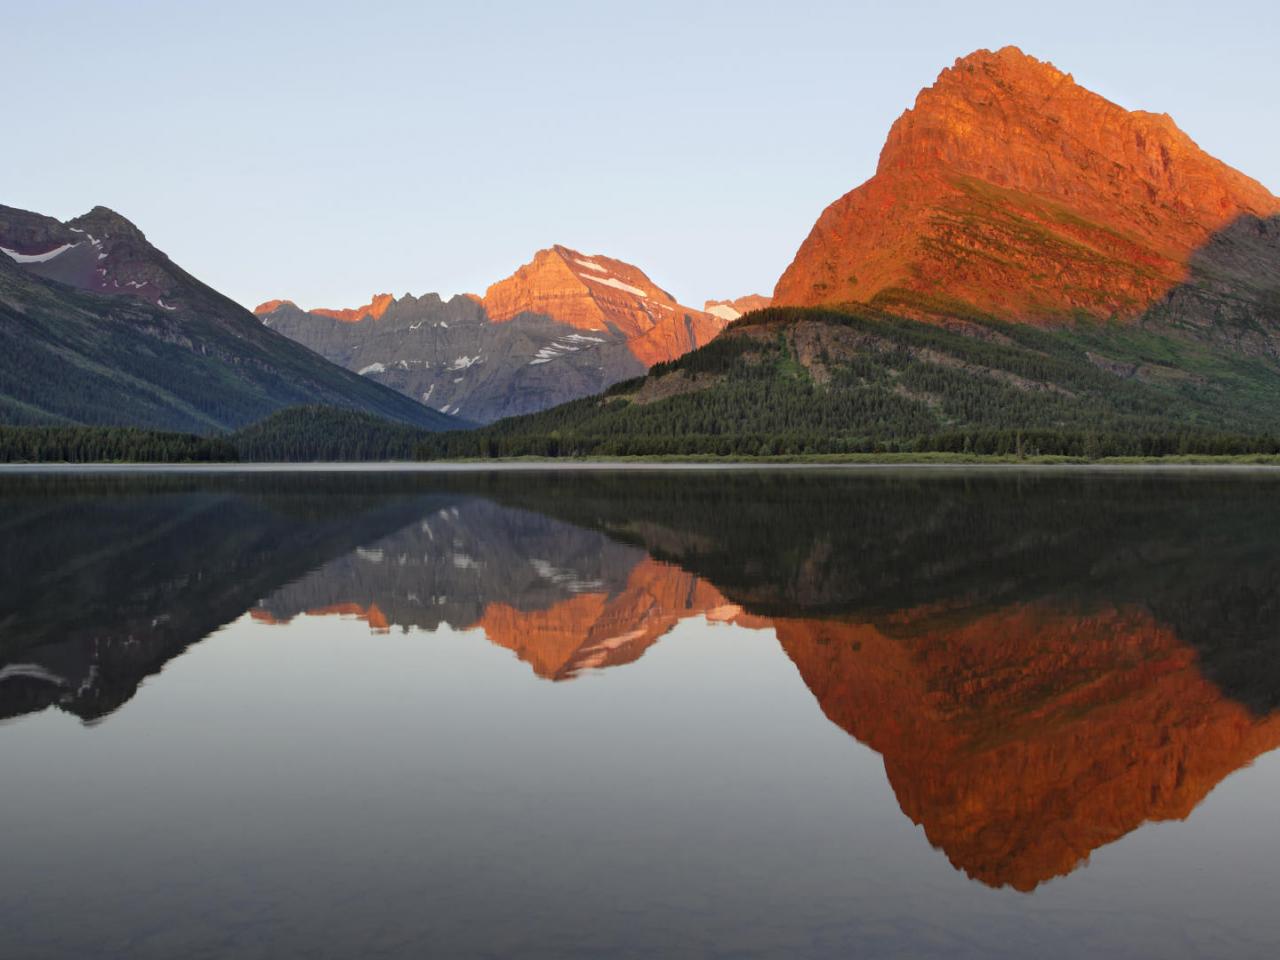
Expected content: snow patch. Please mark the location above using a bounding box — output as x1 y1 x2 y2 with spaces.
356 547 385 563
449 355 480 370
707 304 741 321
359 362 387 375
584 274 648 297
0 663 66 686
529 558 605 593
157 298 177 311
1 242 77 264
573 257 608 273
564 333 607 343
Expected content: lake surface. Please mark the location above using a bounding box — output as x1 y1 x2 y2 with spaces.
2 467 1279 959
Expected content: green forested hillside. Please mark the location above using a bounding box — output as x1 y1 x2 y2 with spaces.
416 306 1280 458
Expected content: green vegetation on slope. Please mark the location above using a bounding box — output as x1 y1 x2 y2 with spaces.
416 306 1280 458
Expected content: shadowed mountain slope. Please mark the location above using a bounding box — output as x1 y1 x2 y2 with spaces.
0 204 459 432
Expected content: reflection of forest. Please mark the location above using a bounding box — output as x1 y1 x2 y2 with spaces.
3 470 1279 890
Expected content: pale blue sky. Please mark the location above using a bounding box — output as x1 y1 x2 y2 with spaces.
8 0 1278 310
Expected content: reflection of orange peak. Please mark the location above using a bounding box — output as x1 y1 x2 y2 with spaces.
773 45 1280 323
776 600 1280 891
480 245 729 366
473 558 766 679
251 602 390 632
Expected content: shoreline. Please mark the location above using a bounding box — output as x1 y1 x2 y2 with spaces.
6 456 1280 474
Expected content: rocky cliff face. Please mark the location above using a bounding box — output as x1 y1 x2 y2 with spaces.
773 47 1280 337
258 245 729 422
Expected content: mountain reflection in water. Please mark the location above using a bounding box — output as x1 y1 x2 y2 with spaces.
2 469 1279 895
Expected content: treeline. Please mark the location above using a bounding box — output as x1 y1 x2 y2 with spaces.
232 406 429 462
0 407 431 463
0 425 237 463
416 427 1280 459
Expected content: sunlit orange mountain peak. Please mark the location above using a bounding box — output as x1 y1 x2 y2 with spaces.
481 245 728 367
773 45 1280 324
254 293 395 323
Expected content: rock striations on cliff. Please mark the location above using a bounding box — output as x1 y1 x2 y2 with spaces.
774 46 1280 335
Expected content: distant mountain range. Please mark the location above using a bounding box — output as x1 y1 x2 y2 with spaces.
257 246 755 423
0 204 458 432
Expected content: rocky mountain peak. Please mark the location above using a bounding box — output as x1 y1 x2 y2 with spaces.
481 245 729 366
773 47 1280 324
68 206 149 243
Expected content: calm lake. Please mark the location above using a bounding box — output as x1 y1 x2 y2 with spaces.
2 467 1279 959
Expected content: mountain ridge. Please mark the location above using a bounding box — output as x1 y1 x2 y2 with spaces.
0 202 458 432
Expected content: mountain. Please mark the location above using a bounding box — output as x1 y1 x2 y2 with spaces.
703 294 772 321
0 203 458 432
257 245 729 423
773 47 1280 350
481 245 726 365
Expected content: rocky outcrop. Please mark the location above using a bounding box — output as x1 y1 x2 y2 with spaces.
773 47 1280 335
